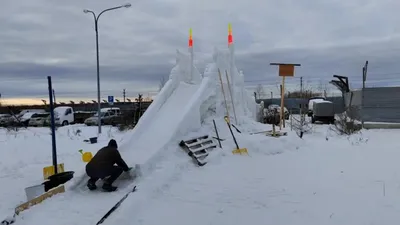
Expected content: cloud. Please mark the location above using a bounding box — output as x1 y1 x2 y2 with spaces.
1 0 400 103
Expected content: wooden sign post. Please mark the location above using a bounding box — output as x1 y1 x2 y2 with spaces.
270 63 301 129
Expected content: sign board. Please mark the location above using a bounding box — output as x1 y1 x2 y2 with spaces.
108 96 114 105
278 64 295 76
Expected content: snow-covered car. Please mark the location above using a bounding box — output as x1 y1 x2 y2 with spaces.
28 113 50 127
0 114 12 126
14 112 36 126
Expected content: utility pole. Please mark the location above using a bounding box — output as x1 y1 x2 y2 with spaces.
123 89 126 103
300 76 304 121
361 60 368 129
297 76 305 138
83 3 132 134
300 77 303 97
300 76 303 106
53 89 56 105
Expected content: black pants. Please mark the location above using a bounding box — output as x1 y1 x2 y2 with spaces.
88 165 123 185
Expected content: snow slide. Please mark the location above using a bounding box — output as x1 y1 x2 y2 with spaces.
118 49 207 177
117 45 264 178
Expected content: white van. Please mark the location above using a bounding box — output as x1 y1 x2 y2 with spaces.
54 106 74 126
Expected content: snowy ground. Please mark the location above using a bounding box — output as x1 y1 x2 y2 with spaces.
2 120 400 225
110 122 400 225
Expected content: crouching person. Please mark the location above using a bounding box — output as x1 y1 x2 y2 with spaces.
85 139 131 192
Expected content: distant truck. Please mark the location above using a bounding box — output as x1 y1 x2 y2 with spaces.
311 101 335 124
54 106 74 126
307 97 326 117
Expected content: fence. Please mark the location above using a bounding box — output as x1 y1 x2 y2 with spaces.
0 101 152 114
344 86 400 123
257 97 345 114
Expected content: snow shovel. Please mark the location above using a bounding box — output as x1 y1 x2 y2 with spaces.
224 116 248 155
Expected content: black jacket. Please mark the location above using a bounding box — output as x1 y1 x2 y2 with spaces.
86 145 129 176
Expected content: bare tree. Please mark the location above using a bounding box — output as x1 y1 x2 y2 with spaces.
255 84 266 99
330 92 362 136
317 79 331 98
290 77 314 138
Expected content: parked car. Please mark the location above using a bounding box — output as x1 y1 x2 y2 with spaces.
74 111 96 124
17 112 36 126
18 109 45 117
101 107 121 115
54 106 74 126
84 110 122 126
0 114 12 126
28 112 50 127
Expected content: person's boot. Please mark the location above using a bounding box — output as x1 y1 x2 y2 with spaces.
102 182 118 192
87 178 97 190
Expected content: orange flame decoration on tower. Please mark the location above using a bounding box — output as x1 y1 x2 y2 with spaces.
228 23 233 46
188 28 193 47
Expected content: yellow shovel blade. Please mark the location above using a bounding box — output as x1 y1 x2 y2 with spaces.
232 148 249 155
43 163 65 180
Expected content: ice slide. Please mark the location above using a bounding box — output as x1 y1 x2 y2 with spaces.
118 49 207 177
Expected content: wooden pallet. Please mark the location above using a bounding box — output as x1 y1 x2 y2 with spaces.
179 135 217 166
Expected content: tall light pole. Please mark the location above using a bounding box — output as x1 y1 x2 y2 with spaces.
83 3 131 134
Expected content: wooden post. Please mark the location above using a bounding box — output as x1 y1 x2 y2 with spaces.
270 63 301 130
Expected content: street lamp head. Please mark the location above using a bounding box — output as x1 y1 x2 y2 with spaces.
124 3 132 8
83 9 90 13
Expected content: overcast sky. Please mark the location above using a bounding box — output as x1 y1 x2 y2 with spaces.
1 0 400 103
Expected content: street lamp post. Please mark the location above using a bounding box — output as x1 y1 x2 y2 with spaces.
83 3 131 134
